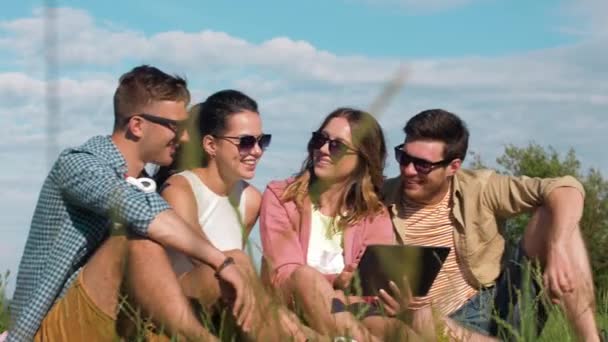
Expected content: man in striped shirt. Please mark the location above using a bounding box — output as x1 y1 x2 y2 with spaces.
380 109 600 341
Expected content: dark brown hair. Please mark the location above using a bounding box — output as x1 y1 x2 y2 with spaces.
404 109 469 161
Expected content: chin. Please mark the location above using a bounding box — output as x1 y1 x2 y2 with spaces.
313 164 333 176
313 168 329 181
403 188 424 201
238 170 256 180
151 156 173 167
314 171 343 185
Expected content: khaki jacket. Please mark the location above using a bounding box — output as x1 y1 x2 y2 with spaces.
382 169 584 288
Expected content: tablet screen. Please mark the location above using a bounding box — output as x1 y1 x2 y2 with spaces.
355 244 450 297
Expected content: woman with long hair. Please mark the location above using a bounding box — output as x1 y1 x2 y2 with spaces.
158 89 312 341
260 108 417 341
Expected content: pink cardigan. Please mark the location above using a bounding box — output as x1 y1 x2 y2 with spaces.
260 179 396 292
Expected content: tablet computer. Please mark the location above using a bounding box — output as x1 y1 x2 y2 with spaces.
355 244 450 297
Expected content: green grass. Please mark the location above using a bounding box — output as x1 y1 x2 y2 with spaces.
1 271 11 332
538 291 608 341
1 269 606 340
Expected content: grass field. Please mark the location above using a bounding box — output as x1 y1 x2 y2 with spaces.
1 270 606 341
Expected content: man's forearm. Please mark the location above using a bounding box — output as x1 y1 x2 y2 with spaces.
545 186 584 243
146 209 226 270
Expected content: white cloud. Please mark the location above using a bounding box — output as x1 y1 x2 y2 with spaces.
0 72 44 104
3 6 605 94
558 0 608 38
0 8 400 84
0 72 115 147
0 7 147 67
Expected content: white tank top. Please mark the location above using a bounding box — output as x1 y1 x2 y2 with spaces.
168 170 247 275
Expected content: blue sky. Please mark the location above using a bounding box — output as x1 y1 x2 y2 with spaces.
0 0 577 58
1 0 607 297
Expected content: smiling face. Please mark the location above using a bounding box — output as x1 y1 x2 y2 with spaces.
137 100 190 166
311 117 360 184
398 139 461 204
206 110 265 182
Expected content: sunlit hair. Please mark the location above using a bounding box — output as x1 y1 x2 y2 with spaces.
113 65 190 130
281 108 387 227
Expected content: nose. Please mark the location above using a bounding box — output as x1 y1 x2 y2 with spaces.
401 160 418 176
318 140 331 155
249 140 264 158
179 129 190 144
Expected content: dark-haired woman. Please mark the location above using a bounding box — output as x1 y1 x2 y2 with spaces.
160 90 312 341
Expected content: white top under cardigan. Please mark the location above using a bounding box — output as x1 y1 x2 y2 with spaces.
306 205 345 274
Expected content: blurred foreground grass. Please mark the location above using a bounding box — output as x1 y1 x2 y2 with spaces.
1 270 606 340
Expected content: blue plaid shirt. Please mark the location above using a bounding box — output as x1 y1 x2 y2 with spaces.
8 136 170 341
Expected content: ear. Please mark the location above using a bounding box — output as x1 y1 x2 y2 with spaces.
446 158 462 176
202 134 217 158
127 116 145 138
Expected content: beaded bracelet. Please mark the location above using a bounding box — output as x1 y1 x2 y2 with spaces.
214 256 236 279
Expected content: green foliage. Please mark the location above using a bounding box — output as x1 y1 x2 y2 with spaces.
580 168 608 290
497 144 581 178
468 151 489 170
0 271 10 332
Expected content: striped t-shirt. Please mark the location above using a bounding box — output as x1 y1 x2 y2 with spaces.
393 190 478 316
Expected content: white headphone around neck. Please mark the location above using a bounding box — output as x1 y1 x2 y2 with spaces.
126 176 157 193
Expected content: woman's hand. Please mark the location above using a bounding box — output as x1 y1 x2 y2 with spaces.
333 263 357 290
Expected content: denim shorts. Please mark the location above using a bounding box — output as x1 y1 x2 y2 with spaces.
448 242 548 340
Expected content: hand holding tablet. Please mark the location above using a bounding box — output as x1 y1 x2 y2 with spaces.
355 244 450 297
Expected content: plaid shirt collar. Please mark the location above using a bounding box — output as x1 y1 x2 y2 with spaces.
77 135 128 176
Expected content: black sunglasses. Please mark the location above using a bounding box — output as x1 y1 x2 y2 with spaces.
394 144 451 175
309 131 357 159
135 113 189 137
214 134 272 152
